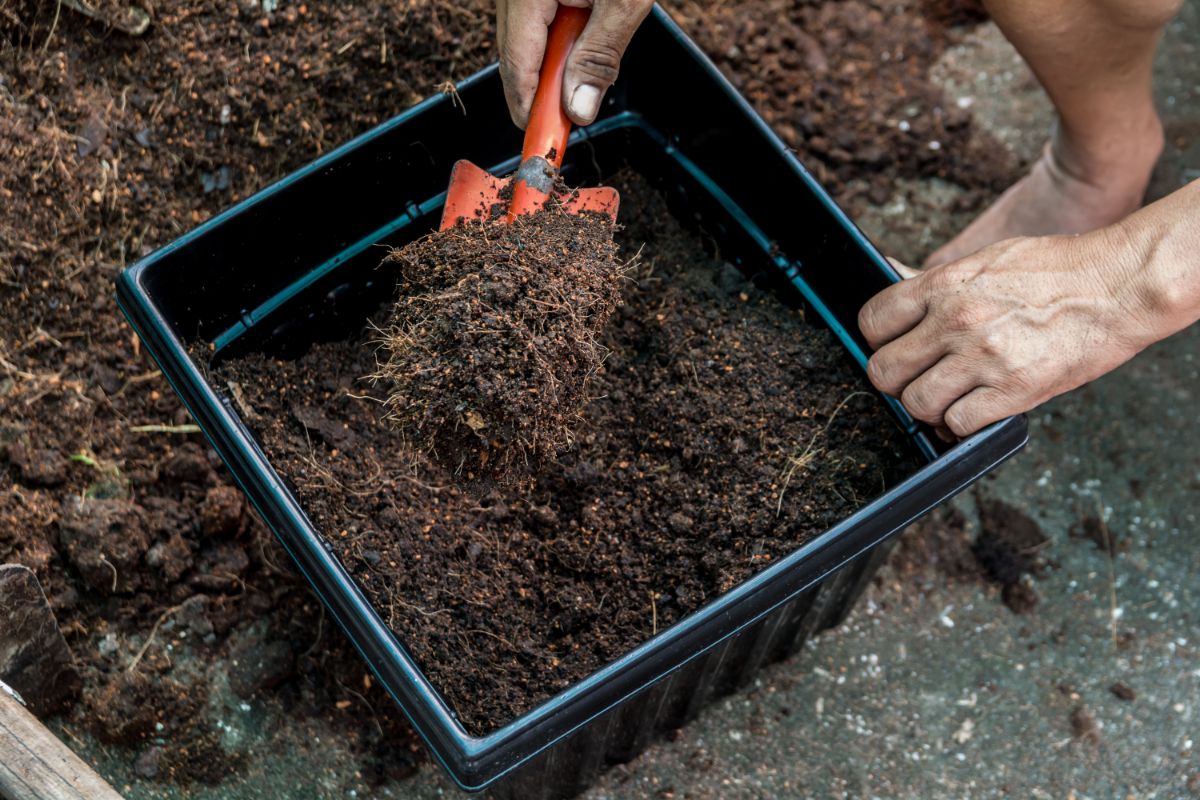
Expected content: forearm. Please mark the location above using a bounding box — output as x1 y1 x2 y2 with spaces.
1117 179 1200 344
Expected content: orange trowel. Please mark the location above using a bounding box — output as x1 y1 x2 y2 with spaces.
439 5 620 230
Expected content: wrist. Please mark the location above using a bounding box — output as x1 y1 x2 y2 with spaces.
1100 180 1200 345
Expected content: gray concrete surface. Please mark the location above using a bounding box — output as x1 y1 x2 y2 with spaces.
58 6 1199 799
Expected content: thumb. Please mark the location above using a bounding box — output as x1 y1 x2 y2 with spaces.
886 257 921 280
562 0 653 126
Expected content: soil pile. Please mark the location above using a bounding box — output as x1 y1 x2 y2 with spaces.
216 173 918 734
373 209 624 483
674 0 1015 212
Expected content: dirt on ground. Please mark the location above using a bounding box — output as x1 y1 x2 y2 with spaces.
374 207 625 484
887 492 1052 615
673 0 1014 215
0 0 1016 789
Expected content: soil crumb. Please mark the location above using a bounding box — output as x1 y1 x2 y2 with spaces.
373 208 624 484
1109 681 1137 702
215 173 917 734
1070 704 1101 743
1069 514 1128 554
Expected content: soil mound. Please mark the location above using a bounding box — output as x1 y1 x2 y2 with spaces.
373 208 625 483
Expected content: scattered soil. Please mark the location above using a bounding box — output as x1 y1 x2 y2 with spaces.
673 0 1017 214
891 496 1049 615
0 0 1005 790
973 495 1050 614
889 504 980 584
215 173 918 733
373 208 624 484
1069 514 1129 554
1109 681 1137 702
973 496 1049 584
1070 704 1101 743
0 0 498 786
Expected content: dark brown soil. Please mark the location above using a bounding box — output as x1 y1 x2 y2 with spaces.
674 0 1017 214
890 496 1050 615
0 0 499 783
1070 513 1129 554
0 0 1011 788
973 496 1049 585
1070 704 1101 743
974 495 1050 614
889 504 981 585
214 173 917 733
1109 681 1137 702
374 208 624 483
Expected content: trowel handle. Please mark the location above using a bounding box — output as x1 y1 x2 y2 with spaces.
509 4 590 220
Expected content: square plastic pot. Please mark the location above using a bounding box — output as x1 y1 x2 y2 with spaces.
116 7 1028 797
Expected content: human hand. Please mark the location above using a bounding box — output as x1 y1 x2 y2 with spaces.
497 0 654 129
857 231 1165 439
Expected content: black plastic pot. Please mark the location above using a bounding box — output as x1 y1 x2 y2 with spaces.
116 7 1027 797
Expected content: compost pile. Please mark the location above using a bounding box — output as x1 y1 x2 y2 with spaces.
215 173 917 733
373 209 624 483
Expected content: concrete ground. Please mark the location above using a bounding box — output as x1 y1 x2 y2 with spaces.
61 6 1198 799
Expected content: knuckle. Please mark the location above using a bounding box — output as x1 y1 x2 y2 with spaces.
901 383 940 423
943 405 973 437
926 261 966 292
857 303 880 341
979 329 1004 357
866 356 899 395
924 266 953 290
1002 365 1036 394
942 303 980 332
571 42 622 85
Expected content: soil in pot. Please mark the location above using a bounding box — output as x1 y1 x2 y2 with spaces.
213 172 920 734
372 207 625 485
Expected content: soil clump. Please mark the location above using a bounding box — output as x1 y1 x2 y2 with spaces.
374 208 624 484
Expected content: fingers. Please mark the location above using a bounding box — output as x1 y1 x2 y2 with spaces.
898 356 979 426
865 321 948 397
943 386 1010 438
562 0 654 125
858 271 928 350
497 0 559 128
933 424 956 443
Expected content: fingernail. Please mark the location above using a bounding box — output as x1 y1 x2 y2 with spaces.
569 84 602 123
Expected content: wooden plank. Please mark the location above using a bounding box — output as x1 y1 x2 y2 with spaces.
0 683 125 800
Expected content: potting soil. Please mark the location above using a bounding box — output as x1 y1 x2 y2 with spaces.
372 208 625 485
214 173 919 734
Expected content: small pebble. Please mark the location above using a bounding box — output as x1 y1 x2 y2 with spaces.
133 746 162 780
